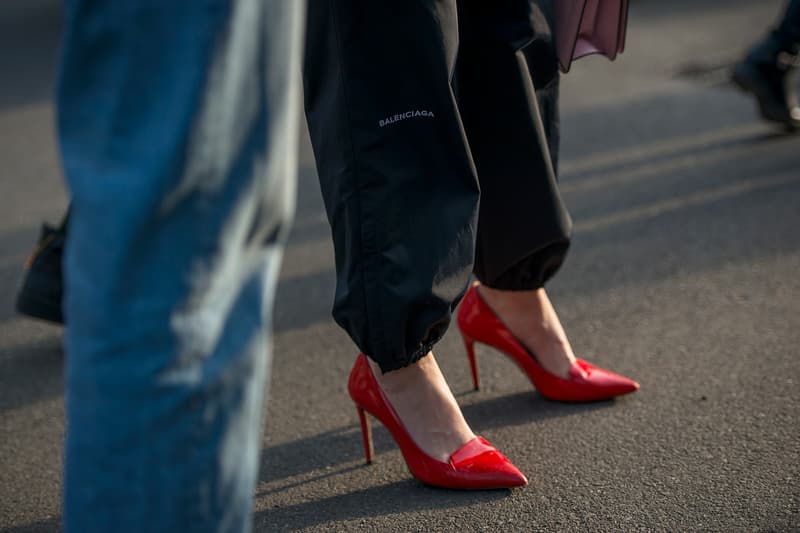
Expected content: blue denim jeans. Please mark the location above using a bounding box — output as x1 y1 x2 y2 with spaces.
58 1 305 531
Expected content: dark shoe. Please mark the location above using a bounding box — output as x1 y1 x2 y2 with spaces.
16 222 66 324
732 40 800 131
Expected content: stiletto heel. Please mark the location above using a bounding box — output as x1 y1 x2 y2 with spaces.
457 284 639 403
348 353 527 489
462 334 480 391
356 407 374 464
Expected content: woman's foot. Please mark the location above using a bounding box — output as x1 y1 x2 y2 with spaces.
476 284 576 379
369 353 475 463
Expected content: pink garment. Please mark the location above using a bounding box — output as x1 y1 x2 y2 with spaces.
555 0 629 73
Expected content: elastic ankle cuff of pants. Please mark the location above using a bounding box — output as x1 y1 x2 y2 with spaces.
373 336 440 374
479 241 570 292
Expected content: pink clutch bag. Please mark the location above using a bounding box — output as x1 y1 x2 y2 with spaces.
555 0 630 73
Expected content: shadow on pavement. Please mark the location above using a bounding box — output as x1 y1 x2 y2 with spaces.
257 391 613 488
2 516 61 533
253 479 511 531
560 122 793 186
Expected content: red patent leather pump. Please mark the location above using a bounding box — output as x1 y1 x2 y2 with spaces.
457 284 640 402
348 353 528 489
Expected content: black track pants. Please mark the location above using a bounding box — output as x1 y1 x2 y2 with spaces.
304 0 572 372
773 0 800 53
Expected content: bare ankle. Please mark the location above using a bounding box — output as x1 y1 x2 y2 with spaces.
474 283 577 378
367 352 475 461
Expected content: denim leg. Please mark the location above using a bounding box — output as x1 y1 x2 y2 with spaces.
58 1 305 532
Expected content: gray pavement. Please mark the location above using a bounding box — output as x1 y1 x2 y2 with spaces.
1 0 799 531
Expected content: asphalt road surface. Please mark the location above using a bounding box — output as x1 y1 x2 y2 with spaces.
1 0 798 531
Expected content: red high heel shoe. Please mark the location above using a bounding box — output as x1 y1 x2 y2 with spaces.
348 353 528 489
457 285 640 402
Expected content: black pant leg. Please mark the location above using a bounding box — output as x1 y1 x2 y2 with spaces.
773 0 800 53
456 0 572 291
304 0 480 372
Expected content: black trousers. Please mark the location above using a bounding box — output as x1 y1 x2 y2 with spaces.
773 0 800 53
304 0 572 372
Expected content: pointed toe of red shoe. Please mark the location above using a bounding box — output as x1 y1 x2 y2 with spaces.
568 359 640 401
447 436 528 489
